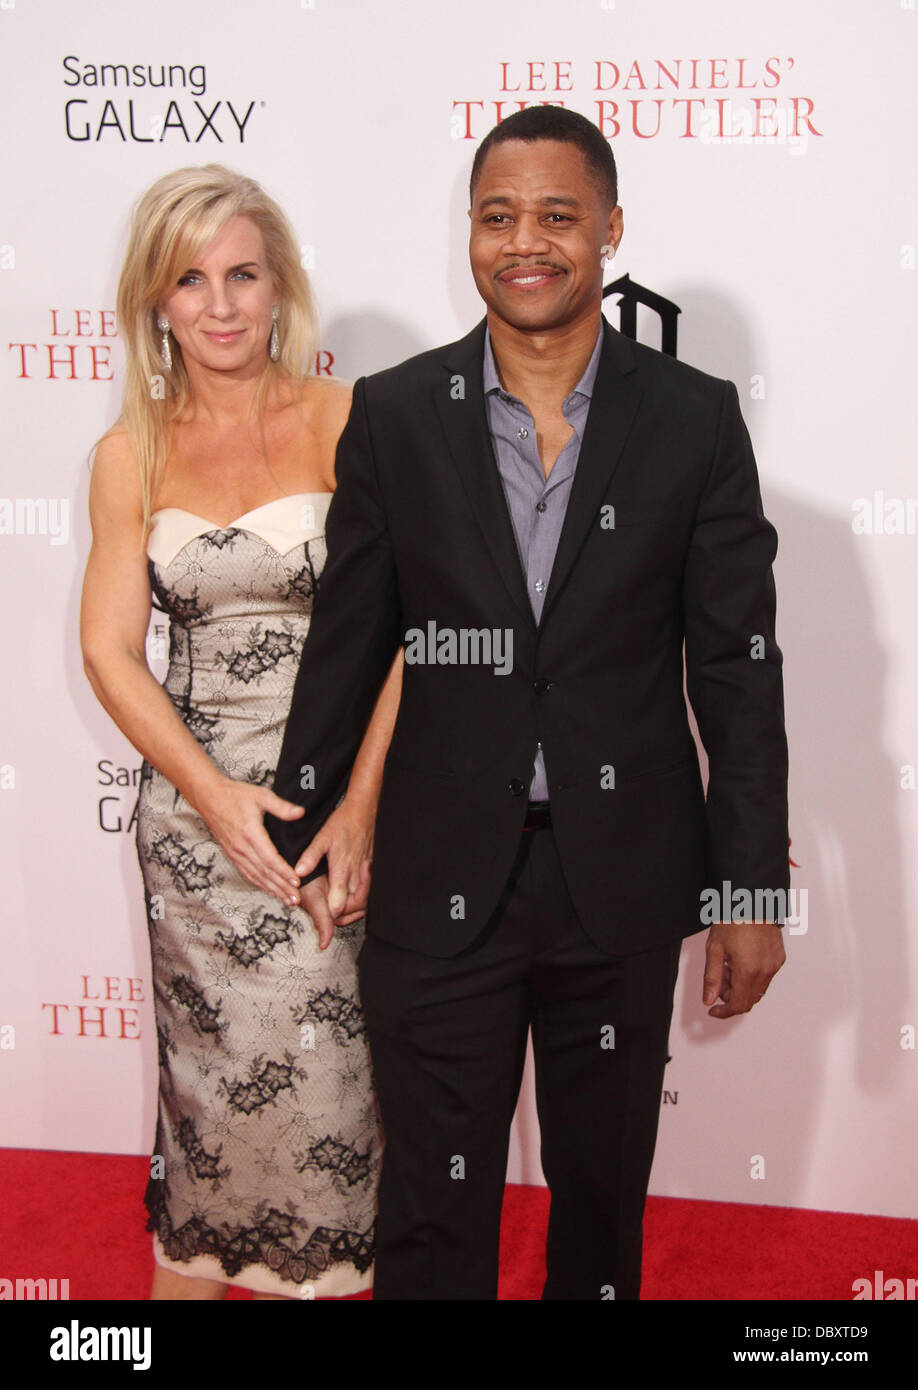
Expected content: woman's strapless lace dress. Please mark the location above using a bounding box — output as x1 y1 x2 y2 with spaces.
136 493 381 1297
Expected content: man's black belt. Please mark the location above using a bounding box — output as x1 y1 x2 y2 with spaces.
523 800 552 830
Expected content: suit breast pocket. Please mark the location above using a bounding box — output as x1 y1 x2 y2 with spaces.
382 754 458 785
605 501 670 528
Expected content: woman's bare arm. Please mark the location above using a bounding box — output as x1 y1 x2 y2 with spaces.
287 379 405 939
294 650 403 944
341 649 403 823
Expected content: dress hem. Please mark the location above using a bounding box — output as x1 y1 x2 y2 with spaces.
152 1233 373 1298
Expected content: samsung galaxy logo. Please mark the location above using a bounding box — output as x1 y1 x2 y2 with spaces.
62 56 207 96
60 55 257 144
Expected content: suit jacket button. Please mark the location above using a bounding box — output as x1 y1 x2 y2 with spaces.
508 778 525 796
532 678 552 695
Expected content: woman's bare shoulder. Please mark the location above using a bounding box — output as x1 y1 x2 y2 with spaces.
303 374 353 427
93 422 133 460
89 425 143 519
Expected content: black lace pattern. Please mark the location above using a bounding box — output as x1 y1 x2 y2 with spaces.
136 525 381 1293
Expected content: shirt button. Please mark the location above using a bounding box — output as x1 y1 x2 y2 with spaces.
534 579 545 593
536 500 547 513
517 427 529 439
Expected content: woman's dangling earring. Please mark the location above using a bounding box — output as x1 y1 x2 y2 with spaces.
157 316 172 371
269 304 280 362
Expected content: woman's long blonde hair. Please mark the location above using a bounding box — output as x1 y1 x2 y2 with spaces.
109 164 318 537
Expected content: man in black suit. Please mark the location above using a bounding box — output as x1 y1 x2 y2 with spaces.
267 106 788 1300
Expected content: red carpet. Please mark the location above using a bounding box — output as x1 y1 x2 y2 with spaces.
2 1147 915 1300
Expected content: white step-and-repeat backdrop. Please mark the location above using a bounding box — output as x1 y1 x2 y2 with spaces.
1 0 915 1220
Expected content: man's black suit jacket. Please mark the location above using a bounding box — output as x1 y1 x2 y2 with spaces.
267 315 789 958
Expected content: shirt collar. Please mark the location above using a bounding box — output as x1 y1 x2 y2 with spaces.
483 320 604 404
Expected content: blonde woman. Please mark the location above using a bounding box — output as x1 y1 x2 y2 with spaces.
81 165 397 1300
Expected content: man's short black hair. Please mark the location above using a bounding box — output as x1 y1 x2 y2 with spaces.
469 106 618 209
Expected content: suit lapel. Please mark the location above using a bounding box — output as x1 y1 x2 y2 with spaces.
540 319 643 625
433 318 534 624
431 314 644 629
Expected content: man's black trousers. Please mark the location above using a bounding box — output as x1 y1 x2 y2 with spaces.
357 822 682 1300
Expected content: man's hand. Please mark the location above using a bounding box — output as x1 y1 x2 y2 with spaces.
294 796 376 921
298 874 368 951
703 921 786 1019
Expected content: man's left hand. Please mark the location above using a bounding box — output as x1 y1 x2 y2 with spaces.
298 873 369 951
294 797 375 921
703 921 786 1019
